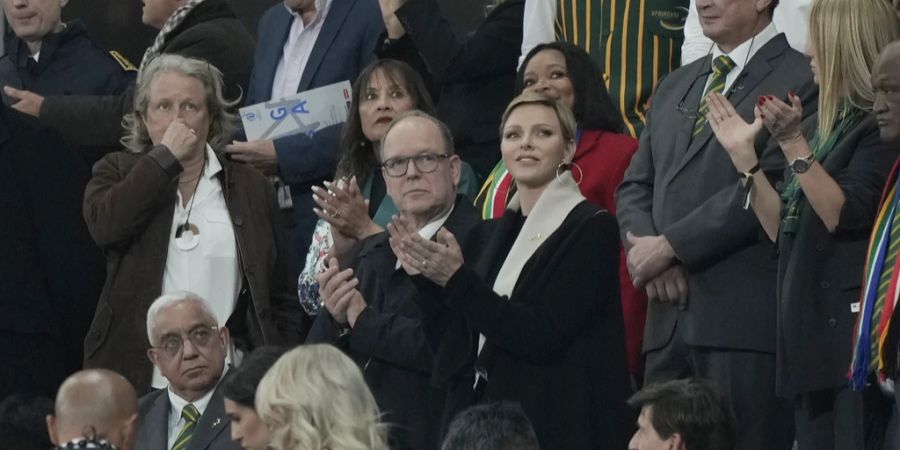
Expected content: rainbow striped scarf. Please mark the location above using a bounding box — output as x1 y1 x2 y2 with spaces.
849 159 900 390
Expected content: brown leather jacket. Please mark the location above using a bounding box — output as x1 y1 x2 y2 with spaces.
82 145 304 393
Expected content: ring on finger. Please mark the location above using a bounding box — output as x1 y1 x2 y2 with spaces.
422 260 427 268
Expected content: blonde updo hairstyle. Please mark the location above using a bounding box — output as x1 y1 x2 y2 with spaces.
255 344 390 450
499 91 578 146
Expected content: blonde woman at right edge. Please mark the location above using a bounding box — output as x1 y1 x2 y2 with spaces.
706 0 900 446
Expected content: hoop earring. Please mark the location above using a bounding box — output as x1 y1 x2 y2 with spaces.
556 162 583 185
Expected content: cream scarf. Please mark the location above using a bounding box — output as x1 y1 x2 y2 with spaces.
478 171 585 354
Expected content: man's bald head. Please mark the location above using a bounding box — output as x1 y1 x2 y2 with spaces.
47 369 138 450
872 41 900 145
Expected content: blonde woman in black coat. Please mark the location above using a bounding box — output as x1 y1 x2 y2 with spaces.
389 91 632 449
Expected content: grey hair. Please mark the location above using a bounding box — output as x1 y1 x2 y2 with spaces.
121 54 240 153
146 291 218 345
379 110 456 161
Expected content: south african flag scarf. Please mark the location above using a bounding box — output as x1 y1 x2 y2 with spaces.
849 158 900 390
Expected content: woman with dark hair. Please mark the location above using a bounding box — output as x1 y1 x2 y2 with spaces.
222 346 285 450
477 41 645 376
298 59 479 314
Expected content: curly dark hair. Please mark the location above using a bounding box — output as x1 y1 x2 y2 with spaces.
335 59 436 181
516 41 624 133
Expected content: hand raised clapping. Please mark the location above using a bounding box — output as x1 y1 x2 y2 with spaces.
387 214 463 286
312 177 382 240
315 258 366 326
758 92 804 146
706 92 762 173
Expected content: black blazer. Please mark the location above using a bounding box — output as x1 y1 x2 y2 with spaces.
615 34 818 353
308 198 483 450
776 115 894 396
422 201 632 449
377 0 524 178
0 105 104 398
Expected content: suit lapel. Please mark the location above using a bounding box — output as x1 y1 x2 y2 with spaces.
666 57 710 174
187 386 230 450
257 7 294 101
668 36 787 183
297 0 355 92
140 393 170 450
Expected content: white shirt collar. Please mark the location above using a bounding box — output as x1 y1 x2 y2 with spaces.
204 144 223 180
711 21 780 72
167 383 215 420
282 0 332 24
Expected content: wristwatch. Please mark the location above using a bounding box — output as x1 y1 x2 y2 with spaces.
789 153 815 174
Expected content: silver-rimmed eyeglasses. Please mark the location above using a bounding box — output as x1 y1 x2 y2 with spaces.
154 325 219 357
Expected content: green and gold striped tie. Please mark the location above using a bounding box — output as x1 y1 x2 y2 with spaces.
693 55 737 136
172 404 200 450
871 207 900 371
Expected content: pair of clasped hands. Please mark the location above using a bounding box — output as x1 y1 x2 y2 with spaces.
311 178 463 327
624 92 804 309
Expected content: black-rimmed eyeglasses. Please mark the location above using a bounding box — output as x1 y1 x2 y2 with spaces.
154 325 219 358
382 153 450 177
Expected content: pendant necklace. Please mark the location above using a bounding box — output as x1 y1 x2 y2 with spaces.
174 153 206 250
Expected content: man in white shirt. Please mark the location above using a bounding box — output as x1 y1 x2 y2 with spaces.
614 0 817 447
133 292 240 450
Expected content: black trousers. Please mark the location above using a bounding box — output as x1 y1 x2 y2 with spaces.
794 386 864 450
644 326 794 450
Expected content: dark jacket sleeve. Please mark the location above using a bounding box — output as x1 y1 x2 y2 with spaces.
39 84 134 148
834 118 896 234
349 305 434 373
82 145 180 249
441 212 620 362
392 0 523 84
273 122 342 185
262 175 308 343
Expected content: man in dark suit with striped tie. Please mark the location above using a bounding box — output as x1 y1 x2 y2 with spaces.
615 0 817 447
134 292 240 450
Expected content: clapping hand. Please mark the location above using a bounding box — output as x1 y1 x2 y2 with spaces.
312 177 382 240
316 258 365 325
388 215 463 286
758 92 804 146
706 92 762 173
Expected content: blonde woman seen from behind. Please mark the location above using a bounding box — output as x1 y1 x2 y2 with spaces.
256 344 390 450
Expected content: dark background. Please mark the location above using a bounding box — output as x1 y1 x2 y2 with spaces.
43 0 491 65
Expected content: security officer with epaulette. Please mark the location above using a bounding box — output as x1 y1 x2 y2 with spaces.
0 0 135 121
